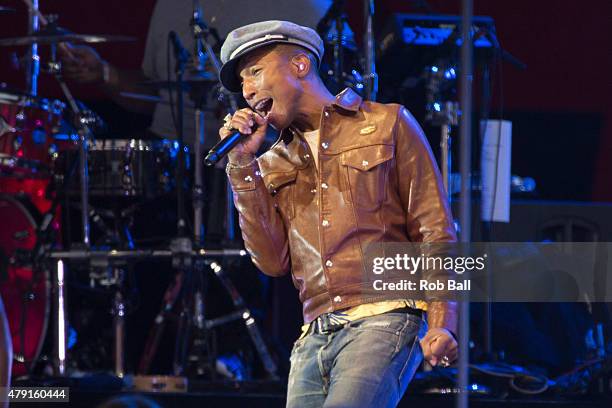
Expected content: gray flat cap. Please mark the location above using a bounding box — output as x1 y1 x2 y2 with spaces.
220 20 324 93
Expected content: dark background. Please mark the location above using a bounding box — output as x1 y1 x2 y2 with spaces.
1 0 611 201
1 0 611 377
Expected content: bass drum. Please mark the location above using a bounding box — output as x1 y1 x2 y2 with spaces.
0 195 50 378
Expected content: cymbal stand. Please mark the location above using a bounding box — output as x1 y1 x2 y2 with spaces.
45 28 92 246
168 2 278 378
363 0 378 101
191 1 239 243
424 62 459 204
26 0 40 96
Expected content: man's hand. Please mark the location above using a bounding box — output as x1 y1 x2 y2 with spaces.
59 43 106 84
219 108 268 163
420 327 458 367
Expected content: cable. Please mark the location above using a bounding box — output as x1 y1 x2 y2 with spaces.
469 363 550 395
167 34 179 136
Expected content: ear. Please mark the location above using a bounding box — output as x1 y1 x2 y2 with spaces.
291 54 311 78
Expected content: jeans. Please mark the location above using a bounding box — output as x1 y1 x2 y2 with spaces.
286 312 426 408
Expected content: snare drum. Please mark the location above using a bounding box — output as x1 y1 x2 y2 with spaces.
59 139 182 198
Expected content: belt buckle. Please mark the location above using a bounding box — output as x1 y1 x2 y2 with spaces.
318 314 343 334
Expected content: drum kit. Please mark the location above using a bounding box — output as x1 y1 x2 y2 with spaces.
0 1 280 382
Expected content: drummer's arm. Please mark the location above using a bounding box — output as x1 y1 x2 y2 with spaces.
101 63 158 115
59 44 157 115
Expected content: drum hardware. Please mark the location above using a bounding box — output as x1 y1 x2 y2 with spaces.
0 1 276 382
58 139 182 199
317 1 364 96
423 62 460 203
0 195 51 378
47 248 249 376
190 0 240 242
119 92 164 104
362 0 378 101
0 19 136 47
155 0 269 380
0 6 15 14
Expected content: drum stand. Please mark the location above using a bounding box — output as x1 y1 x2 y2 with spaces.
39 3 276 381
138 4 278 379
424 62 459 204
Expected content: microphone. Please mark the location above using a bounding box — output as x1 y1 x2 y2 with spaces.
168 31 190 67
204 123 258 166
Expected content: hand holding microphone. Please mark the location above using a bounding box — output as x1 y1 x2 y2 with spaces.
207 108 268 166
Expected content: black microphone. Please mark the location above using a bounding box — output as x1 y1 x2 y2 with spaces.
168 31 190 67
204 123 258 166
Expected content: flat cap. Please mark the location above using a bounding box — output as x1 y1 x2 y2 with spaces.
220 20 324 93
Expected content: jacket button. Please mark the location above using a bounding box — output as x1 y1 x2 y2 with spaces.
325 260 333 267
324 111 330 117
304 153 310 159
333 295 342 303
244 175 253 182
362 160 369 167
321 142 329 149
321 182 328 189
322 219 330 227
310 188 317 194
255 170 261 176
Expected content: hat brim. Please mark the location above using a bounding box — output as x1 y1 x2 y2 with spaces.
220 39 320 93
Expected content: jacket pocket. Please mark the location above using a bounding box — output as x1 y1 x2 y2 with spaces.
340 144 394 211
264 170 297 221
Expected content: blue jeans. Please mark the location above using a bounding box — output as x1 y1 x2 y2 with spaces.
286 312 426 408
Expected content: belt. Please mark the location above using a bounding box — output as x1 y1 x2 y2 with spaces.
308 306 423 335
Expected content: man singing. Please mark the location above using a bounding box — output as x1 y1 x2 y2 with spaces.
218 20 458 407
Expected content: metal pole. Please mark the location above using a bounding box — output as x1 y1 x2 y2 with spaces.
55 76 91 246
440 124 451 201
363 0 377 101
113 269 125 378
194 109 205 244
55 260 67 376
27 0 40 96
78 130 90 246
457 0 473 407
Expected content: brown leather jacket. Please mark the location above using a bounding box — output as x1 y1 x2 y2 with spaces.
227 88 458 333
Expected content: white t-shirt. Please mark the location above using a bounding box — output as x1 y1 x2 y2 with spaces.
141 0 331 147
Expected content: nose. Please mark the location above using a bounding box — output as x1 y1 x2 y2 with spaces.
242 78 256 102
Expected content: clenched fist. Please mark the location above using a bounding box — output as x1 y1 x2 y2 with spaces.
219 108 269 163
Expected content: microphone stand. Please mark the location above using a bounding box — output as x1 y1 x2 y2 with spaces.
172 33 189 239
168 30 193 375
174 1 278 379
363 0 378 101
191 1 238 243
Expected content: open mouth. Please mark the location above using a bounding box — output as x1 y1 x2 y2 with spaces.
254 98 273 118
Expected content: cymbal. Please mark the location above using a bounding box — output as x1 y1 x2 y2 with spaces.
0 25 135 46
119 92 164 104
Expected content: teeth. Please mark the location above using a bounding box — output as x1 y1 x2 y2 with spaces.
255 98 271 114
